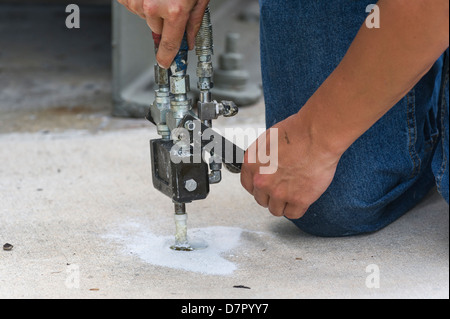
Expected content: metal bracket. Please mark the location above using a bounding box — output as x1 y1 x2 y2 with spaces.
179 114 245 173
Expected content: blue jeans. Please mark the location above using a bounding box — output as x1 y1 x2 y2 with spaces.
259 0 449 236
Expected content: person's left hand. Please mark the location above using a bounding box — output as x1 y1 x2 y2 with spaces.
240 113 341 219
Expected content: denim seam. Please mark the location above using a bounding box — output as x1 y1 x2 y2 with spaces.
406 89 421 178
424 137 434 153
424 112 439 153
436 65 449 190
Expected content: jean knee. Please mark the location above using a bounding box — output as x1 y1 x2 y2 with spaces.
289 169 436 238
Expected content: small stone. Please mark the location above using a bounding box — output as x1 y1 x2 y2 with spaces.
3 243 13 251
233 285 251 289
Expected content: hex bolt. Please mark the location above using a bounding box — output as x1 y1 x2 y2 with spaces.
184 120 196 131
212 32 262 106
184 179 198 192
219 32 243 71
225 32 239 54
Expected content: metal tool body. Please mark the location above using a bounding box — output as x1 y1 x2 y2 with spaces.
146 7 245 250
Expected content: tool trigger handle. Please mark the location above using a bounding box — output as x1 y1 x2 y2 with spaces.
152 32 162 49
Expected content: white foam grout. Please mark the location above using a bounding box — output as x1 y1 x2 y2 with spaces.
105 223 245 276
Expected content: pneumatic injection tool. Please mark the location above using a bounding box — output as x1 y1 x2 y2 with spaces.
146 7 245 251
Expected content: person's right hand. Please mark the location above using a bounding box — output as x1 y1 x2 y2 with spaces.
117 0 210 69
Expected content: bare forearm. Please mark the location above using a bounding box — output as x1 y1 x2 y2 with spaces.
300 0 449 157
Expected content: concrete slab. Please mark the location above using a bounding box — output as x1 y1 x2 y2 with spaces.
0 117 448 299
0 2 448 300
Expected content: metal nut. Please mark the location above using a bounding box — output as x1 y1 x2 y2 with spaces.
154 64 169 86
170 75 190 94
184 179 198 192
184 120 196 131
196 61 213 78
